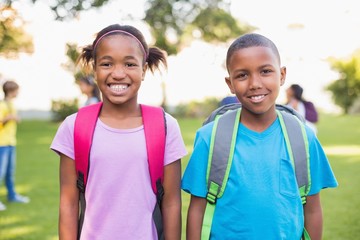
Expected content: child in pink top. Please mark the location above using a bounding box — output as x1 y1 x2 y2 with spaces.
51 24 187 240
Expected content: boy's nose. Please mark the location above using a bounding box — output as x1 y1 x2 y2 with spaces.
249 75 262 89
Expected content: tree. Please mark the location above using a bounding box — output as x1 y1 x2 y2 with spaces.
4 0 254 110
62 43 89 80
143 0 254 109
50 43 90 120
326 51 360 114
144 0 254 55
4 0 111 20
0 5 33 58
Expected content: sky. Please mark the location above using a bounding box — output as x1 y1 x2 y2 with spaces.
1 0 360 112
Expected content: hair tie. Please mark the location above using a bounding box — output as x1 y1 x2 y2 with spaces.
93 30 147 60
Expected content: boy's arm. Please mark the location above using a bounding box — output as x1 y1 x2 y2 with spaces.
187 195 207 240
162 159 182 240
59 154 79 240
303 193 323 240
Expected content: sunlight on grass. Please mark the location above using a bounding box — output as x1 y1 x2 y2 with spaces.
0 215 25 226
0 215 39 239
12 184 33 193
324 145 360 157
185 145 193 153
2 225 40 238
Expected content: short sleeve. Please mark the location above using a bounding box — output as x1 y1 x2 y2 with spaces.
181 124 213 197
163 113 188 165
50 113 77 160
306 127 338 195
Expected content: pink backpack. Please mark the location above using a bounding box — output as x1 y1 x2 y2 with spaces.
74 102 166 240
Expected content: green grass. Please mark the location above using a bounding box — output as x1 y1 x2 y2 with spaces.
0 114 359 239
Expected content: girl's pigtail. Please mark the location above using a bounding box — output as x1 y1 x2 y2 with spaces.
77 44 95 71
147 47 168 73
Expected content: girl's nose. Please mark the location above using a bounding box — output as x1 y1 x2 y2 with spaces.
111 65 126 79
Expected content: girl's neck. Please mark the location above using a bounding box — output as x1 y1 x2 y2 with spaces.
99 101 142 129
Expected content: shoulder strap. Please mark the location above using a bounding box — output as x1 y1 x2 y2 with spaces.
140 104 166 194
141 104 166 240
201 107 311 239
74 102 103 189
74 103 166 240
202 108 240 239
277 110 311 203
74 102 102 239
74 103 166 193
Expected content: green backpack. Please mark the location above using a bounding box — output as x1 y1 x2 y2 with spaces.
201 103 311 240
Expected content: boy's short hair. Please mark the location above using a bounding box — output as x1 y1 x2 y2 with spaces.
3 80 19 96
226 33 281 71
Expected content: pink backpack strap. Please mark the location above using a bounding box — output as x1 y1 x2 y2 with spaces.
140 104 166 194
74 103 165 240
74 102 103 189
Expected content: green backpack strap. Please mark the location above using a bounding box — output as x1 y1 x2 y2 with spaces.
277 110 311 204
201 108 311 240
278 110 311 240
201 108 240 240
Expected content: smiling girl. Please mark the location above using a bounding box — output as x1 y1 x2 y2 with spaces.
51 24 187 240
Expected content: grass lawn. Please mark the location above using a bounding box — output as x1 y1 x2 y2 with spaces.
0 113 359 239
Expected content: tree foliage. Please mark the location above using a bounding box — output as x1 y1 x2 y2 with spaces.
144 0 254 55
326 51 360 114
0 5 33 58
61 43 88 79
3 0 254 56
190 7 253 43
6 0 111 20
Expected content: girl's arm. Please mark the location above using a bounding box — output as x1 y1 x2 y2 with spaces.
186 195 207 240
161 159 182 240
304 193 323 240
59 154 79 240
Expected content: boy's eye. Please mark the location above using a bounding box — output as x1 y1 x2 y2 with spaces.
261 69 273 74
235 73 247 80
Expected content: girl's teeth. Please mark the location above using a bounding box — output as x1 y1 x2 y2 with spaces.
110 85 128 91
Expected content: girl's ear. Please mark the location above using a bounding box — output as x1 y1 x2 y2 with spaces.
280 66 287 86
225 77 235 94
142 63 148 81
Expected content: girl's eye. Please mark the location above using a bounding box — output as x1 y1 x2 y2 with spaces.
99 62 112 67
125 62 137 67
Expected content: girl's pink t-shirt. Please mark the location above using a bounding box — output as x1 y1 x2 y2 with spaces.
51 112 187 239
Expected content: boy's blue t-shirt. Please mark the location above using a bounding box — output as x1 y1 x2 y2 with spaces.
181 117 338 239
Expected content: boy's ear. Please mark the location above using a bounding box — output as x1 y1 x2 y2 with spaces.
280 66 287 86
225 77 235 94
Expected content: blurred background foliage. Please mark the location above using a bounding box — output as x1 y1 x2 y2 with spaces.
1 0 360 115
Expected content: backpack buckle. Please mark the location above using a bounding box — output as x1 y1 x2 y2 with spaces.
206 191 217 204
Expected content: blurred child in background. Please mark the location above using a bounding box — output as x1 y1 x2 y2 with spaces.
0 80 30 211
77 74 101 106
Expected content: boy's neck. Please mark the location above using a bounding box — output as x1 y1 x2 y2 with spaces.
240 109 277 133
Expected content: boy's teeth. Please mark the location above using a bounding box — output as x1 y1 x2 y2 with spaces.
251 95 264 100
